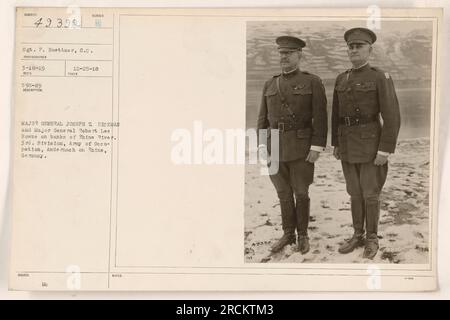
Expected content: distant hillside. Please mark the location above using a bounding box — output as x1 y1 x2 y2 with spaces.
247 23 432 82
246 22 433 138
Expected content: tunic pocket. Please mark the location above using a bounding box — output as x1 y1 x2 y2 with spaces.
292 84 312 107
354 81 376 92
360 129 380 156
264 85 279 115
335 85 348 105
293 85 312 95
297 127 312 139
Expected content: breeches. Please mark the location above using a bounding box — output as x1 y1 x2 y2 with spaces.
341 161 388 200
269 158 314 200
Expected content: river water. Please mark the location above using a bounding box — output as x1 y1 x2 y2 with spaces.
246 82 431 140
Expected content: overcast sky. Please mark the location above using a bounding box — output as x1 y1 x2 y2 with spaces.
248 20 433 39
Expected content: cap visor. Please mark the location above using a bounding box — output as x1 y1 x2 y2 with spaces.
278 47 299 52
347 40 370 45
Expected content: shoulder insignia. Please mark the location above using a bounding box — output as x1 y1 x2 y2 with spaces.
370 66 385 73
272 73 281 78
301 70 311 75
370 66 390 79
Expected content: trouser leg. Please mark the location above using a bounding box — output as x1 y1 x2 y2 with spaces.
289 158 314 236
359 162 388 237
351 196 365 236
338 161 366 254
269 161 296 234
341 161 365 235
279 198 296 235
269 161 296 252
289 158 314 254
359 162 388 259
295 196 310 236
365 196 380 236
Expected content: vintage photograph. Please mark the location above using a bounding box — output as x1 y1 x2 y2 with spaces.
245 20 433 264
8 6 442 292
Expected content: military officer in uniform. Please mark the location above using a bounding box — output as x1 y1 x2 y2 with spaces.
331 28 401 259
257 36 328 254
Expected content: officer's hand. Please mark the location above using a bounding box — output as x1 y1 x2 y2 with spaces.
374 154 388 166
306 150 320 163
333 147 340 160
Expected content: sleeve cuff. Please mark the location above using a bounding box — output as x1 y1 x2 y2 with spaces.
310 145 325 152
377 150 390 157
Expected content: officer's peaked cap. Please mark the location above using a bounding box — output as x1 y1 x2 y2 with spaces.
344 27 377 45
276 36 306 50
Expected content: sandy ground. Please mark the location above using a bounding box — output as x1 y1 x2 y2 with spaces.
244 138 430 264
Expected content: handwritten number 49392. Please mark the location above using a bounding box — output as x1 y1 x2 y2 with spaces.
34 17 80 28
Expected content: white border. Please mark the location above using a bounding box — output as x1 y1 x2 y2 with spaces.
1 0 449 299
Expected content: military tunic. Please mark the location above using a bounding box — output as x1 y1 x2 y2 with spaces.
331 63 401 237
258 68 328 162
331 63 401 163
256 68 327 236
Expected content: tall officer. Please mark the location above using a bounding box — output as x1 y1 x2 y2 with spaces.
331 28 401 259
257 36 328 254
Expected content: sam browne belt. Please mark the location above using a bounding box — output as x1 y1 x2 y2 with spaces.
339 114 378 127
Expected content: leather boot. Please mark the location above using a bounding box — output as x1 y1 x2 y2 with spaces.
270 198 296 253
338 233 365 254
363 197 380 259
338 197 365 254
297 235 310 254
351 196 365 235
296 197 310 254
363 234 379 259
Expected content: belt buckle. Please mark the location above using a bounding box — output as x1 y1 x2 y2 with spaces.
278 122 285 132
344 116 351 126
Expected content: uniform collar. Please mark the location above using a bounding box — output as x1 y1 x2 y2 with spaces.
282 67 299 78
351 62 369 72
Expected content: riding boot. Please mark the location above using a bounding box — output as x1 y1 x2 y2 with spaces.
296 197 310 254
363 197 380 259
338 197 365 254
270 198 296 253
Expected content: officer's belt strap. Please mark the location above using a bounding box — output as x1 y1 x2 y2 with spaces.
270 120 312 132
339 114 378 126
276 76 296 117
